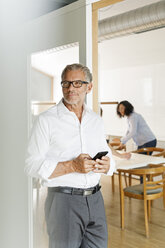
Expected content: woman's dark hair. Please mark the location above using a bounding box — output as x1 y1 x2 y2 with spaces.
117 100 134 118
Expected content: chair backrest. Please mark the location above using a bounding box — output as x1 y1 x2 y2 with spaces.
142 165 165 198
132 147 165 156
153 150 165 158
145 177 165 195
119 164 165 176
118 164 165 197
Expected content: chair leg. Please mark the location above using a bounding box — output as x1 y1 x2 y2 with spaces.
144 199 149 238
163 176 165 208
163 192 165 208
129 174 132 186
112 174 115 193
119 173 124 229
149 175 153 207
121 190 124 229
147 200 151 221
124 173 128 187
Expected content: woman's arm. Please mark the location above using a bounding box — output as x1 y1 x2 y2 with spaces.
121 114 137 144
110 145 131 159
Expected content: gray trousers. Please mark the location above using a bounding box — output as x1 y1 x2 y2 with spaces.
45 189 108 248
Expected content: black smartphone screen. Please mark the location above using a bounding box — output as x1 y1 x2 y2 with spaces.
92 151 108 160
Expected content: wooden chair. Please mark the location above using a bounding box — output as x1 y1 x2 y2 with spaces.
109 142 127 193
154 150 165 157
130 147 165 184
132 147 165 156
118 164 165 237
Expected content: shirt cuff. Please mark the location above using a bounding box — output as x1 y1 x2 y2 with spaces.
106 156 116 176
38 159 58 180
120 137 126 144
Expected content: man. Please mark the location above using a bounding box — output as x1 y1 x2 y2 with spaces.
25 63 115 248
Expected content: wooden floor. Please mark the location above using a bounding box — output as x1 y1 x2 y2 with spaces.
100 174 165 248
33 175 165 248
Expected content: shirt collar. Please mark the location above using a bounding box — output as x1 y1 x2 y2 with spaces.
57 98 91 118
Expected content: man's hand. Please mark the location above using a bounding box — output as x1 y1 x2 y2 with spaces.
93 156 110 174
72 154 96 173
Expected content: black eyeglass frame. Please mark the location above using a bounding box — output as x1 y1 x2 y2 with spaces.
61 80 89 88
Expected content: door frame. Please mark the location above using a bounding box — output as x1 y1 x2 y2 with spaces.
92 0 123 113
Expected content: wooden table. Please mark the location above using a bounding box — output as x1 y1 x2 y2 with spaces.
112 153 165 189
114 152 165 171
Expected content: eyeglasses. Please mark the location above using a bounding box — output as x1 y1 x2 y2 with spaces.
61 80 89 88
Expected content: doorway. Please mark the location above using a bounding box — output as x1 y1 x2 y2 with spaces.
29 43 79 248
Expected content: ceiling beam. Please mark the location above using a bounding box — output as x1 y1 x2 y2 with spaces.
92 0 124 11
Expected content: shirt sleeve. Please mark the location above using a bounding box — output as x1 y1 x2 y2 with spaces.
106 149 116 176
99 119 116 176
121 114 137 144
24 115 58 180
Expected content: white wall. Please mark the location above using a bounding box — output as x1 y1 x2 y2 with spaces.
31 68 52 101
99 28 165 142
0 1 92 247
31 45 79 103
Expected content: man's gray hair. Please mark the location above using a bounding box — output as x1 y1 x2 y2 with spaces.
61 63 92 82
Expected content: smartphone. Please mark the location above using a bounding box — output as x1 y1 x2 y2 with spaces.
92 151 108 160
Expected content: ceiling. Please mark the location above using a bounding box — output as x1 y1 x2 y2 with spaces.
1 0 161 27
1 0 78 26
99 0 160 20
45 0 78 9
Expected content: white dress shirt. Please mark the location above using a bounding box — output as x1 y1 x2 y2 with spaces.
25 99 115 188
121 112 156 146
